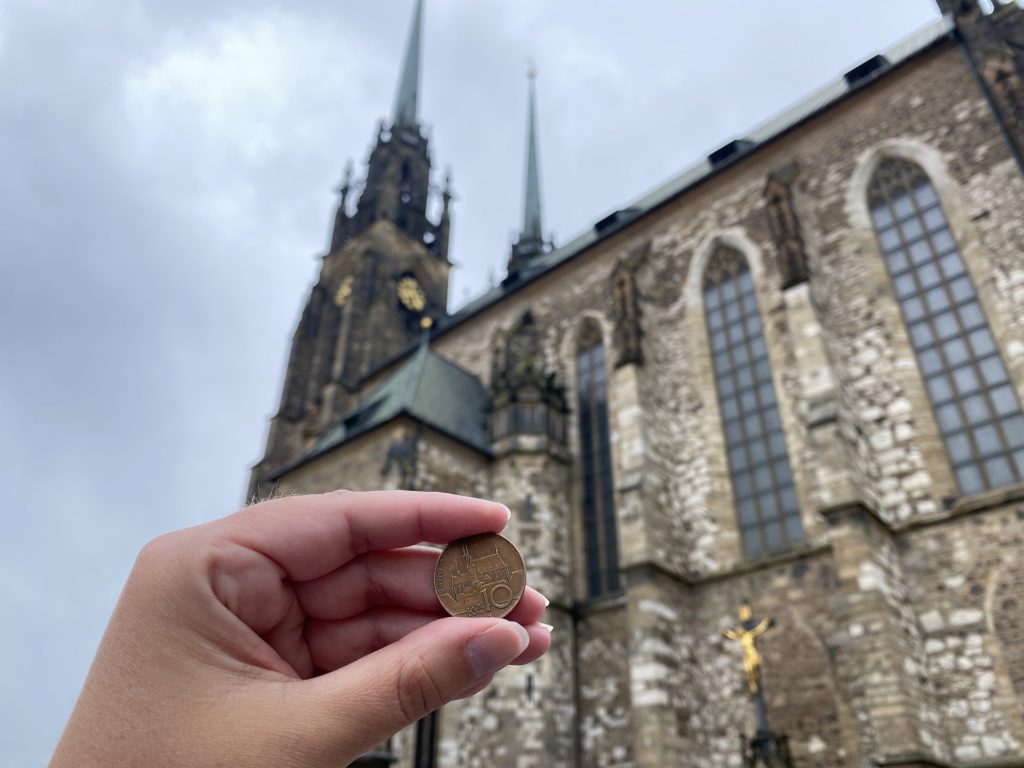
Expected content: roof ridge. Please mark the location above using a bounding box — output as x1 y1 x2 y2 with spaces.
400 338 431 410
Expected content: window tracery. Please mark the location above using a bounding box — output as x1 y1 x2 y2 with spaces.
704 245 804 556
869 157 1024 494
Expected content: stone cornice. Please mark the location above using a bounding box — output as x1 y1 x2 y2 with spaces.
619 541 833 591
571 592 628 619
816 486 1024 537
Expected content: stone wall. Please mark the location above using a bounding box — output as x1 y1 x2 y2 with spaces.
415 430 490 498
273 419 408 495
622 568 694 768
440 604 577 768
902 501 1024 763
824 505 944 764
491 450 573 604
576 602 634 768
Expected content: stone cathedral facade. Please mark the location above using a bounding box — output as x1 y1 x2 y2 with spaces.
250 2 1024 766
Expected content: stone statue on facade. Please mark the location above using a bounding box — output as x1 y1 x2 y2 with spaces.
724 602 792 768
611 244 648 367
763 164 808 288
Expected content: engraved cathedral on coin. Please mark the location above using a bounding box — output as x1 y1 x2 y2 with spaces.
435 533 526 618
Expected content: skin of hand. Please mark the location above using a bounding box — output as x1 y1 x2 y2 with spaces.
51 490 551 768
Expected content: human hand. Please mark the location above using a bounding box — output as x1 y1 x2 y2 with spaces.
51 490 551 767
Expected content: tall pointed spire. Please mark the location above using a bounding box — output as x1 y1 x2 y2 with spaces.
522 64 543 242
392 0 423 128
508 63 549 280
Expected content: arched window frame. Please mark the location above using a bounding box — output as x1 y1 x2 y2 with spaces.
569 316 621 599
863 153 1024 495
684 228 810 560
699 243 805 556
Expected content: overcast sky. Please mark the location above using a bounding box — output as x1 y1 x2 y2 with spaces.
0 0 943 762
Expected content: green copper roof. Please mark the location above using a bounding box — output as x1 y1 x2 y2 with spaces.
392 0 423 127
302 339 491 466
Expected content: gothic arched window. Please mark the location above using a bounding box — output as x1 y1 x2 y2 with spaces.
576 321 620 597
704 246 803 556
869 158 1024 494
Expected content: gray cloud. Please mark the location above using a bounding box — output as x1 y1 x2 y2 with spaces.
0 0 938 762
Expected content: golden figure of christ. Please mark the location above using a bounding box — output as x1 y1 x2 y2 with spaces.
723 603 774 694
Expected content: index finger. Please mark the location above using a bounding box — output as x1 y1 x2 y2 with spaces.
220 490 510 581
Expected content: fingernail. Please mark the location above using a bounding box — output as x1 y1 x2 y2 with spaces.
543 596 550 607
464 622 530 678
501 505 512 522
538 623 554 633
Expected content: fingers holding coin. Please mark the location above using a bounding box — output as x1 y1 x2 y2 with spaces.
295 543 547 624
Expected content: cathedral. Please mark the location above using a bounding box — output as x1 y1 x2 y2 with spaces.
249 1 1024 766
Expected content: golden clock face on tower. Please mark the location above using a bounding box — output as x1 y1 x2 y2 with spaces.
333 275 353 307
396 276 426 312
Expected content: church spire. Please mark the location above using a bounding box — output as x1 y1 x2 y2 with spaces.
392 0 423 128
508 64 549 280
522 64 543 243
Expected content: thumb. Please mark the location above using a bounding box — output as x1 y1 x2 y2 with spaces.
303 617 529 758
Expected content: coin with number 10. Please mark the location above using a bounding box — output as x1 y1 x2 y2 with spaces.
434 533 527 618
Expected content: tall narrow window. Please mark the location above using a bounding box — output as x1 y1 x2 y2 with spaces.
413 712 437 768
869 158 1024 494
704 246 803 556
577 323 620 597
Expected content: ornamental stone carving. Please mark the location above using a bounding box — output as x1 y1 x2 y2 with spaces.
763 163 809 288
611 242 648 367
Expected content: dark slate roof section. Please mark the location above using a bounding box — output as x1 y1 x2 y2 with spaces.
274 341 491 479
434 16 955 335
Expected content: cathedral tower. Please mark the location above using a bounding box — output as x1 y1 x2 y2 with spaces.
253 0 452 486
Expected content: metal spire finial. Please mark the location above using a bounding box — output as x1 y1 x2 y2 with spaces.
442 167 454 206
392 0 423 127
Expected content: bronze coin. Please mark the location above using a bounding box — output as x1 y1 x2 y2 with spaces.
434 533 527 618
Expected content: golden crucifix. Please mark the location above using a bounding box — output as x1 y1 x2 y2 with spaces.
723 601 775 694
